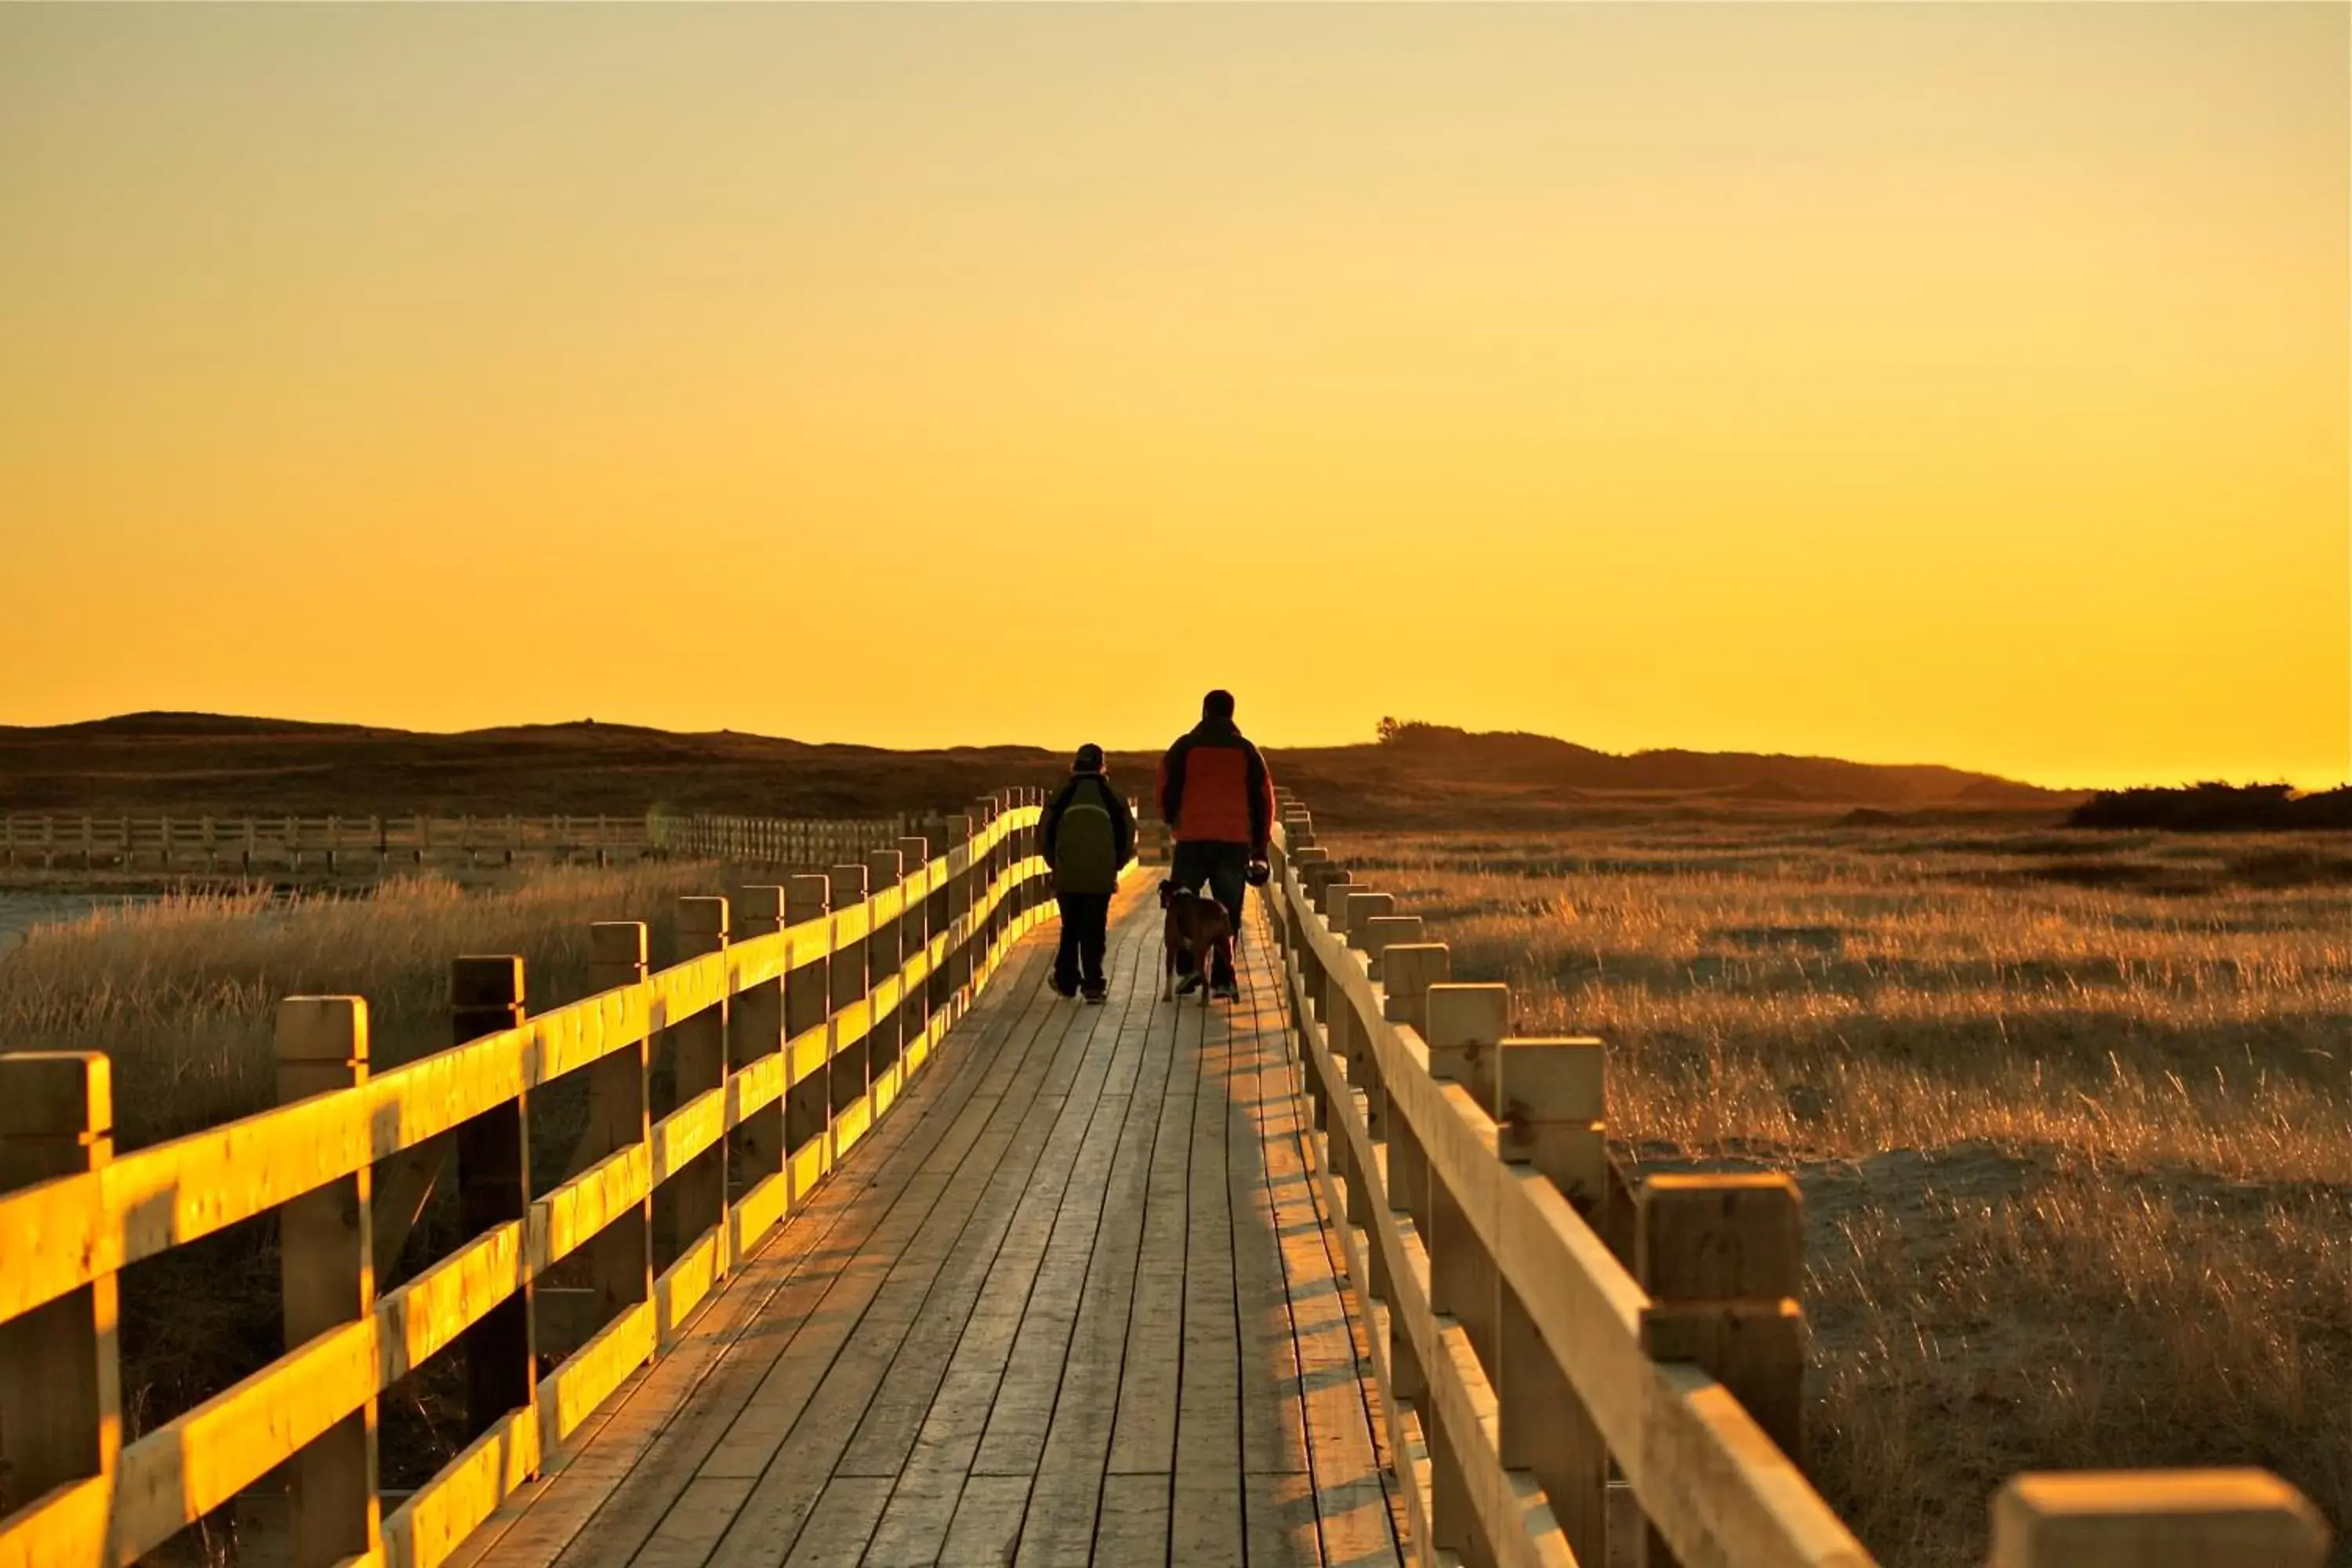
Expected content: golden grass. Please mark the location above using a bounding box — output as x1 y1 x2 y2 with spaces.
0 862 719 1148
0 858 729 1548
1330 821 2351 1566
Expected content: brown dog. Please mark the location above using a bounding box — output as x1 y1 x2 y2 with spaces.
1160 880 1234 1004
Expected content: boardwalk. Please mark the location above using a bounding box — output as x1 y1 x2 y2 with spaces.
456 877 1405 1568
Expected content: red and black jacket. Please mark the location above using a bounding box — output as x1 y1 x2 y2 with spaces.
1158 718 1274 853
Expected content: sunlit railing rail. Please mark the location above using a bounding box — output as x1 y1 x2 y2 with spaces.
1262 793 2332 1568
0 786 1102 1568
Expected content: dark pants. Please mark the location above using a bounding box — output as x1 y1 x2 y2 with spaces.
1054 892 1111 992
1170 840 1249 985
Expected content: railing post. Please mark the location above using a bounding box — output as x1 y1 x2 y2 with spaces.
784 874 833 1198
1359 913 1423 980
735 888 789 1207
1991 1470 2329 1567
1377 941 1450 1426
914 825 953 1021
674 897 731 1275
1494 1036 1609 1566
863 849 906 1110
450 956 535 1449
586 923 654 1342
0 1051 120 1515
1338 891 1395 1138
827 863 872 1144
1425 980 1507 1116
1422 982 1509 1559
1636 1173 1806 1568
895 837 933 1070
275 998 381 1566
967 797 998 967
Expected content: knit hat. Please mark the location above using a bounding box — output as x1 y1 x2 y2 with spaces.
1073 743 1105 773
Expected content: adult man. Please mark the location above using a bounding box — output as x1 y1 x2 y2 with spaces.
1157 689 1274 1000
1040 742 1135 1002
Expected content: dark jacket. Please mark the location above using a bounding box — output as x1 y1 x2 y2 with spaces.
1158 717 1274 853
1040 772 1135 890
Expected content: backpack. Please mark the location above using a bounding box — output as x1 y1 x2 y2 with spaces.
1054 782 1120 895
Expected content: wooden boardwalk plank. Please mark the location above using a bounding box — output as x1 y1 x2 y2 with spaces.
854 906 1149 1564
935 1473 1031 1566
834 924 1156 1485
783 1477 894 1568
1231 952 1323 1568
703 902 1154 1565
1170 992 1244 1566
465 877 1403 1568
1011 919 1181 1565
1103 916 1208 1480
475 943 1065 1568
622 995 1079 1567
1240 916 1403 1568
970 925 1157 1479
1091 1472 1171 1566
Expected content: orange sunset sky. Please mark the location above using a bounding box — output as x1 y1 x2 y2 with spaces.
2 3 2344 790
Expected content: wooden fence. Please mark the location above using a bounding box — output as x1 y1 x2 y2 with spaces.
644 811 915 869
0 813 653 874
0 788 1093 1568
1263 794 2332 1568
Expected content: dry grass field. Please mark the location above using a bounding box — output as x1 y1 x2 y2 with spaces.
1330 818 2352 1566
0 862 736 1554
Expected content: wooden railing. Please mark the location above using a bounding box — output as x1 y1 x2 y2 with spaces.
0 812 652 873
1263 796 2333 1568
0 789 1100 1568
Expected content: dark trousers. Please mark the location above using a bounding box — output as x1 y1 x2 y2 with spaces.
1054 892 1111 992
1170 840 1249 985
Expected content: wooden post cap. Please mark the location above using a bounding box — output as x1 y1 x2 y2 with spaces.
1380 943 1451 1024
1992 1470 2331 1567
737 885 786 924
1424 982 1508 1070
590 920 648 968
0 1051 113 1140
1340 890 1395 944
1359 913 1422 966
829 864 869 902
275 996 370 1066
786 874 831 922
864 848 904 886
451 956 524 1010
1496 1036 1606 1203
1636 1173 1803 1300
679 896 730 939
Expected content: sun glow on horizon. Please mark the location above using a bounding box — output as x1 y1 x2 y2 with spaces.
2 4 2344 793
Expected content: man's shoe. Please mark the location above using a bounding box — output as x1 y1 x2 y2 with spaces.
1050 979 1078 999
1175 972 1203 996
1083 984 1109 1005
1211 977 1240 1002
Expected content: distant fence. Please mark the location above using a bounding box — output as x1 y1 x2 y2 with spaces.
0 812 653 874
1264 791 2332 1568
0 788 1096 1568
0 806 1132 880
655 795 1167 873
645 811 912 868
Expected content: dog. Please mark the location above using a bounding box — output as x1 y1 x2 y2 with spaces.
1159 880 1235 1004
